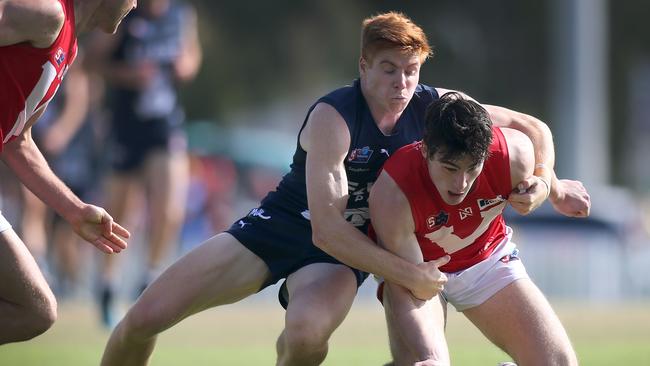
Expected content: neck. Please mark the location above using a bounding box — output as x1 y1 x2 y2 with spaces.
73 0 99 34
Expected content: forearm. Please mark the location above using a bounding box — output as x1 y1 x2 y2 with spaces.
313 216 424 288
485 105 555 183
2 134 84 222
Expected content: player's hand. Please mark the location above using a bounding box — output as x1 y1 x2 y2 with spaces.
72 204 130 254
550 179 590 218
412 255 450 301
508 175 548 215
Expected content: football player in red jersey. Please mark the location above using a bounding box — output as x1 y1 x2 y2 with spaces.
0 0 136 344
370 93 587 365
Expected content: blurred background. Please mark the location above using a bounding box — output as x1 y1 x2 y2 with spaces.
1 0 649 364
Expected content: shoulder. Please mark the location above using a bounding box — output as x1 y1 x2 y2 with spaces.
500 127 534 185
370 171 410 213
0 0 64 47
301 102 350 154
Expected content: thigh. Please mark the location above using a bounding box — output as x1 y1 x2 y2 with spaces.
383 284 448 366
463 279 575 365
144 149 189 210
128 232 272 331
0 228 52 304
284 263 358 333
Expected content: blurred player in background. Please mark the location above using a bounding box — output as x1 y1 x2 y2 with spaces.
89 0 201 327
0 0 134 344
370 93 586 365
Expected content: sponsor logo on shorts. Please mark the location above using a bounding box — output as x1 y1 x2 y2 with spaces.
248 208 271 220
237 220 250 229
301 210 311 220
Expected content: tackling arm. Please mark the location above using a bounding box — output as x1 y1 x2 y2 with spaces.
304 103 444 300
370 170 451 363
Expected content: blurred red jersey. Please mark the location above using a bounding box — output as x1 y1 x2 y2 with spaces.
0 0 77 150
382 127 513 273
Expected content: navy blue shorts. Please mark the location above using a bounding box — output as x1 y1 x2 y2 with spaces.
226 203 368 308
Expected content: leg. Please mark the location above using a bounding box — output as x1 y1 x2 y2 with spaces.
143 148 189 281
383 283 449 366
0 228 57 344
275 263 358 366
463 279 578 366
101 232 271 366
99 172 141 326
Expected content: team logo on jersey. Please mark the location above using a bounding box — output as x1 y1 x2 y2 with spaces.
477 196 506 211
459 207 473 220
348 146 373 163
426 211 449 229
54 47 65 66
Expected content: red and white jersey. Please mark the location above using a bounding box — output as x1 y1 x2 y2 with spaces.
0 0 77 150
382 127 513 273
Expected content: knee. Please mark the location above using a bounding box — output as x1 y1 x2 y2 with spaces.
283 314 331 352
117 304 164 343
19 292 57 341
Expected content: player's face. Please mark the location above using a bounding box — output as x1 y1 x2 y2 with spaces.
96 0 137 34
426 151 484 205
360 48 421 116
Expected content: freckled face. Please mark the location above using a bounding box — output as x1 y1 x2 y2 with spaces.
360 48 421 115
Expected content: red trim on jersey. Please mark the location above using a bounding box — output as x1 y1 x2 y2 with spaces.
382 127 512 273
0 0 77 150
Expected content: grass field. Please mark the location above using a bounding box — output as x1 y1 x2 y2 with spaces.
1 297 649 365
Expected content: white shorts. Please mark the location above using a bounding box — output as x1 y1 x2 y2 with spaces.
375 226 529 312
0 211 12 233
441 227 529 311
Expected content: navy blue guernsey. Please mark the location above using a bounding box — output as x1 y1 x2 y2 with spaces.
262 79 439 233
109 1 188 127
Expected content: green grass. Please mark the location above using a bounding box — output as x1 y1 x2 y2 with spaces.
1 299 649 365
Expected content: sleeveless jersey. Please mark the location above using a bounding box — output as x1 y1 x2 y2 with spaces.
262 79 439 233
0 0 77 150
382 127 512 272
109 1 187 126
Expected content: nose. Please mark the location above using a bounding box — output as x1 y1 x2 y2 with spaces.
452 172 470 193
394 72 406 89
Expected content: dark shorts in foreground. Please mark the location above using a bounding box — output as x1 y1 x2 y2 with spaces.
226 203 367 307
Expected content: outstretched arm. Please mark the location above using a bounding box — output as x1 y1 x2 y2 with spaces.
1 129 130 253
304 103 443 300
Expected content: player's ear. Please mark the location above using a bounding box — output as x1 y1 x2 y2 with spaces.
359 57 367 74
420 143 428 159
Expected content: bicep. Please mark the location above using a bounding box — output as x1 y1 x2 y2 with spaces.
304 103 351 218
369 171 424 264
502 128 535 188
